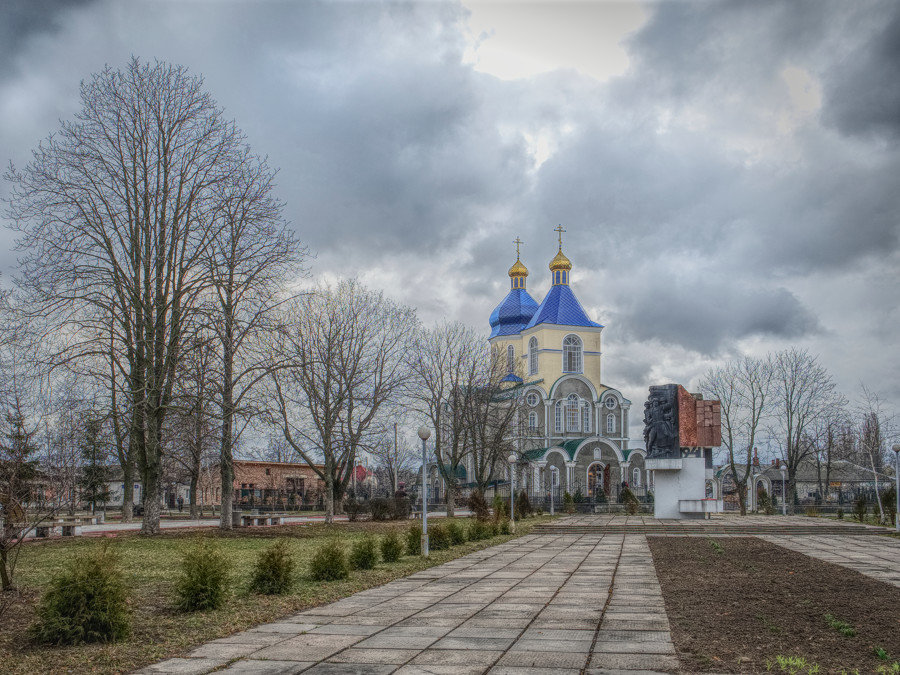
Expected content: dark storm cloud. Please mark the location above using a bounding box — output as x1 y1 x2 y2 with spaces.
823 7 900 138
612 281 820 355
0 0 95 78
0 0 897 413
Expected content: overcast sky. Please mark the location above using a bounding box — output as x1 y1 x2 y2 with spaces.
1 0 898 446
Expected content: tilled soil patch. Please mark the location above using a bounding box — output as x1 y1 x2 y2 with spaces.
648 536 900 673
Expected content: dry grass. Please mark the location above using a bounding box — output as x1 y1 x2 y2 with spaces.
0 516 552 674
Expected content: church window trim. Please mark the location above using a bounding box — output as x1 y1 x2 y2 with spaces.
606 413 615 435
633 467 641 487
528 412 538 431
554 401 563 432
582 402 592 433
605 397 617 410
526 391 539 407
562 334 583 374
529 336 538 375
566 394 580 433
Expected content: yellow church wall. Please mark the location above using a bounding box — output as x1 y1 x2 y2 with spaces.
520 325 602 399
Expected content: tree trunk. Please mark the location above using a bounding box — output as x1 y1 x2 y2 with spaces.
446 482 456 518
0 545 11 592
121 458 134 523
189 472 200 519
219 311 235 530
324 473 335 524
737 481 748 516
141 411 163 535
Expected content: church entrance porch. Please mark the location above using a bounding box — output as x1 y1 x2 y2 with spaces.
587 462 610 498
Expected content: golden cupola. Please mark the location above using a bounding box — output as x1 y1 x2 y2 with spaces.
508 237 528 289
549 224 571 285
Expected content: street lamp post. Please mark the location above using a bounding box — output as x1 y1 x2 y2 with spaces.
508 453 517 533
779 465 787 516
892 444 900 533
418 426 431 556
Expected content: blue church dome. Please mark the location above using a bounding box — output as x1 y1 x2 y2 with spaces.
489 289 539 337
490 242 539 338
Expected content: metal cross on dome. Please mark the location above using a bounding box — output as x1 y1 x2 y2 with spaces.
513 236 523 259
555 224 566 249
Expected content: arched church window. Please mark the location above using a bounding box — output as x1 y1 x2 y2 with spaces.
562 334 582 373
506 345 514 373
554 401 563 432
633 467 641 487
566 394 580 432
606 413 615 435
529 337 538 375
528 412 538 430
582 402 592 433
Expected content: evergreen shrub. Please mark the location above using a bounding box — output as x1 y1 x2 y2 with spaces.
31 545 130 645
563 491 575 514
854 495 868 523
467 489 490 521
492 494 508 521
446 519 466 545
515 490 533 519
249 540 295 595
175 540 230 612
392 490 412 520
468 519 491 541
309 539 350 581
370 498 393 521
428 523 450 551
349 536 379 570
882 485 896 527
380 531 404 563
406 523 422 555
499 519 510 535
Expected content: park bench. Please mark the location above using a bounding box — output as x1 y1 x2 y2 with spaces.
32 521 84 537
238 514 285 527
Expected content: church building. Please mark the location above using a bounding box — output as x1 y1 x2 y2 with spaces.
488 228 645 500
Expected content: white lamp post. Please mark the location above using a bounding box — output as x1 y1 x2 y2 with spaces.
779 465 787 516
892 444 900 533
417 426 431 556
549 467 555 516
508 453 517 533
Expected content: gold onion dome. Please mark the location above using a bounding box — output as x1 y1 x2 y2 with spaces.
549 248 571 272
508 257 528 278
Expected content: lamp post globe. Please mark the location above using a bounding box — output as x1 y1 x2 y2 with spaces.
892 444 900 532
418 426 431 556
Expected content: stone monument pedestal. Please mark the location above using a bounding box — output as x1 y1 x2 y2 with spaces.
647 456 721 519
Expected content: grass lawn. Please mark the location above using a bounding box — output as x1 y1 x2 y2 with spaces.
0 515 553 674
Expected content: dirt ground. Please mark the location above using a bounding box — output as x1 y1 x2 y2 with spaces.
648 536 900 673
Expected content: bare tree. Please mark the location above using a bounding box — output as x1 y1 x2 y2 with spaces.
167 331 219 518
856 385 897 524
700 355 772 515
269 280 417 523
0 304 60 593
207 149 305 530
770 348 840 513
368 422 418 495
408 322 481 517
467 345 523 491
6 58 249 534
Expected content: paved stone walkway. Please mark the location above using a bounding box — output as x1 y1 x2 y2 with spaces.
758 534 900 588
139 533 677 675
